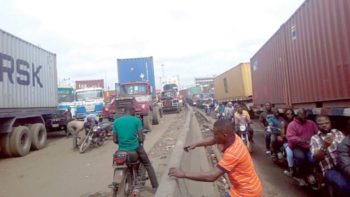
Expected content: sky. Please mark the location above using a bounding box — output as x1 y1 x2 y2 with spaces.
0 0 304 90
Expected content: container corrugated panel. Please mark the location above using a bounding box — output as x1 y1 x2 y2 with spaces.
117 57 156 96
241 63 253 97
250 28 289 106
75 79 104 90
0 29 57 109
285 0 350 106
214 63 252 102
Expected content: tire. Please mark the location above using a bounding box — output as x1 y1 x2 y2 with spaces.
79 137 91 153
10 126 32 157
28 123 47 150
117 170 133 196
143 115 152 131
0 133 13 157
152 107 160 125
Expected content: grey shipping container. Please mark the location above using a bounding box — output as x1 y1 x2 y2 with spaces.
0 29 58 109
251 0 350 109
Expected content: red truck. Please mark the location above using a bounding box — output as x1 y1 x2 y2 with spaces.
102 82 161 131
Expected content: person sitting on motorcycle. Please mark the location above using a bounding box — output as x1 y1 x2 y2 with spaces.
225 102 235 121
215 102 226 119
286 109 318 177
234 104 253 142
269 108 285 161
259 102 274 154
112 106 159 191
168 119 262 197
310 115 350 195
281 108 296 176
338 119 350 182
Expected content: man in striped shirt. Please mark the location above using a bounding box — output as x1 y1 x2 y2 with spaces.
168 119 262 197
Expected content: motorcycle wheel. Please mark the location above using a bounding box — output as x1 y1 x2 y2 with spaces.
117 170 133 196
79 137 91 153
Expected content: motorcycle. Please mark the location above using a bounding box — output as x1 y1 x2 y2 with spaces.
239 123 252 153
110 129 150 197
79 121 112 153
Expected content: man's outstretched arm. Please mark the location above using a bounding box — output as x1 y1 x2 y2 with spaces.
168 167 224 182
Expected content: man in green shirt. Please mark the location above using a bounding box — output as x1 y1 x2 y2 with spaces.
112 106 158 190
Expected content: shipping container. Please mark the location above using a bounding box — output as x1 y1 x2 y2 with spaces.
75 79 104 90
0 29 67 157
0 29 58 109
186 86 201 100
251 0 350 111
214 63 252 102
117 57 156 96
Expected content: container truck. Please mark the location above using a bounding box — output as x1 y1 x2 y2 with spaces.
102 57 161 130
186 87 201 106
0 29 68 157
214 63 252 102
74 87 104 119
251 0 350 124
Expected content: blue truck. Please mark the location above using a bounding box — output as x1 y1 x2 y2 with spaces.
117 57 156 97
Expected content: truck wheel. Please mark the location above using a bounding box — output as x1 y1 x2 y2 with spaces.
29 123 47 150
143 116 152 131
0 133 13 157
10 126 32 157
152 108 160 125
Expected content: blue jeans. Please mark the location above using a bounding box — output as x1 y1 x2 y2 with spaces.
224 192 231 197
283 143 294 167
293 148 315 167
325 169 350 195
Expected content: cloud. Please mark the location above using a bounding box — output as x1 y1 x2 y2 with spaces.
0 0 304 89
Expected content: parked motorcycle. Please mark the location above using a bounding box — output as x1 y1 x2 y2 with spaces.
79 121 112 153
110 129 150 197
239 123 252 153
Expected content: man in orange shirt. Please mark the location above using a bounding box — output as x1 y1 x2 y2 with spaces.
168 119 262 197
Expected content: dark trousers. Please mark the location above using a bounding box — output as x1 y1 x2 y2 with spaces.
270 133 282 154
265 133 271 150
136 146 159 188
325 169 350 195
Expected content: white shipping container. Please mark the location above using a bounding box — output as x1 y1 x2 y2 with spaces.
0 29 58 109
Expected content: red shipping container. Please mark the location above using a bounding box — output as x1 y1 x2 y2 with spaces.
75 79 104 90
251 0 350 108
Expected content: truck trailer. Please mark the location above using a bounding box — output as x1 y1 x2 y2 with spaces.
0 29 67 157
251 0 350 120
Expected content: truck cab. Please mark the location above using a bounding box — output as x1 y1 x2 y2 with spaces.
102 82 161 130
74 88 104 119
57 87 76 117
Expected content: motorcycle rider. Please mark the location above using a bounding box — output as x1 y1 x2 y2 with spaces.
269 108 285 161
281 108 296 176
286 109 318 178
338 119 350 181
225 102 235 121
234 104 253 142
259 102 274 154
112 106 159 191
168 119 262 197
215 102 226 119
310 115 350 195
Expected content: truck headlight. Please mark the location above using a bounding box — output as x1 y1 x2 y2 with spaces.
141 104 146 109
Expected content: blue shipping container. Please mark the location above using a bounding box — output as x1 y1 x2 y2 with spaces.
117 56 156 96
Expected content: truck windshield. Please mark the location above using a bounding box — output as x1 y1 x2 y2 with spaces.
161 91 176 98
163 84 178 92
58 88 75 102
76 90 103 101
120 84 147 95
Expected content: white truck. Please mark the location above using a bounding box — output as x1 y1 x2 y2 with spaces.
0 29 68 157
74 87 104 119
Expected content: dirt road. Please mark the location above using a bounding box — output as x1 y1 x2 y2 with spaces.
0 111 186 197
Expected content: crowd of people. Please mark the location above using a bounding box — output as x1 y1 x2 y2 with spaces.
258 102 350 195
